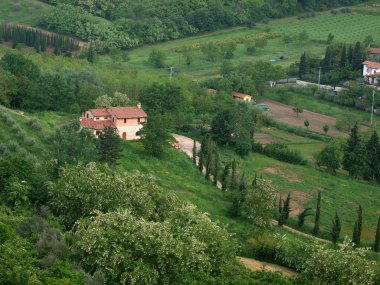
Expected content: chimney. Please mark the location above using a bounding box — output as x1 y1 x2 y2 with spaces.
137 102 141 109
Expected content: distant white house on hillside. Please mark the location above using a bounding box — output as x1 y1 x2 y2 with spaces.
80 105 147 140
363 61 380 86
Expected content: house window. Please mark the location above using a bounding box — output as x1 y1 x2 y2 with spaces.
96 131 101 136
138 118 141 123
87 114 89 118
113 117 115 122
124 118 127 123
96 117 100 120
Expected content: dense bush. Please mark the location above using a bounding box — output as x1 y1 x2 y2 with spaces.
253 142 307 165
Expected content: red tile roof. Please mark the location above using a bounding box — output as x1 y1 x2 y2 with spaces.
89 108 109 117
363 61 380 69
80 118 114 130
370 48 380 54
108 107 147 119
233 92 251 99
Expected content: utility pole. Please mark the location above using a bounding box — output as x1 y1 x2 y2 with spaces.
169 66 174 80
318 67 321 89
371 89 375 126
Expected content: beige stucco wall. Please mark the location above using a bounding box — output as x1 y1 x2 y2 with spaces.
117 125 144 140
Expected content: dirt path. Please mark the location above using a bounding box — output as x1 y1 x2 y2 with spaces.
237 257 298 277
263 99 347 137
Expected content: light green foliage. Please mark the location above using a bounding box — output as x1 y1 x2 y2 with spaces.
301 238 376 285
94 94 113 108
141 115 170 157
94 92 130 108
315 144 341 174
242 179 276 229
50 163 167 228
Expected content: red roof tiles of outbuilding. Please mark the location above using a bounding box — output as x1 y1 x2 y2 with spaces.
370 48 380 54
108 107 147 119
89 108 110 117
80 118 114 130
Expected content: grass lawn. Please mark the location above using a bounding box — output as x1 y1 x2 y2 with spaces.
220 148 380 244
0 0 50 25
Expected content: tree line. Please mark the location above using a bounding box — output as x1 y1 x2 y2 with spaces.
0 22 80 54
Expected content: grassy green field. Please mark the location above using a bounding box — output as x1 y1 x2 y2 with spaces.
0 0 50 25
120 7 380 80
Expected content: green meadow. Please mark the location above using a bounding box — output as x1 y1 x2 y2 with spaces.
0 0 50 25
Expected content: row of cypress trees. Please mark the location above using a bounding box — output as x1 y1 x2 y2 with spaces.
0 22 80 53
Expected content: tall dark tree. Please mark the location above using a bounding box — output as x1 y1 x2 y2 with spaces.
278 197 285 226
374 217 380 253
366 131 380 181
283 193 291 220
343 123 368 178
352 220 360 247
205 148 212 180
357 205 363 245
339 44 347 69
192 140 197 165
352 41 364 70
98 127 122 165
198 154 204 173
298 52 308 79
213 148 220 186
230 159 238 190
331 212 341 244
87 41 95 63
252 173 257 186
313 191 321 237
348 45 354 65
221 164 230 192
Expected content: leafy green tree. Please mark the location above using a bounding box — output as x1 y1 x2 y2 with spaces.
230 159 238 190
283 193 291 220
304 119 309 129
301 238 376 285
331 212 341 244
242 179 276 229
49 121 98 169
323 124 329 135
298 208 313 228
326 33 334 44
315 144 341 174
94 94 113 108
98 127 122 165
141 115 169 157
293 104 303 117
74 205 235 284
313 191 321 237
50 163 166 228
87 41 95 63
148 49 166 68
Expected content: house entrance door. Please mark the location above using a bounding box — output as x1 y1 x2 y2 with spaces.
122 132 127 140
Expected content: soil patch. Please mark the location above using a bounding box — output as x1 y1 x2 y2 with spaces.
237 256 298 277
263 99 347 137
263 167 302 183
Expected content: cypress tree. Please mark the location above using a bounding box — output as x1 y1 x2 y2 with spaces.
366 131 380 181
192 139 197 165
98 127 122 165
198 154 204 173
278 197 285 226
343 123 367 178
221 164 230 192
352 41 363 70
331 211 341 244
213 148 220 186
299 52 307 79
230 159 238 190
357 205 363 245
283 193 291 220
348 45 353 65
322 45 334 72
340 44 347 69
374 217 380 252
252 172 257 186
313 191 321 237
205 147 212 180
352 220 360 247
